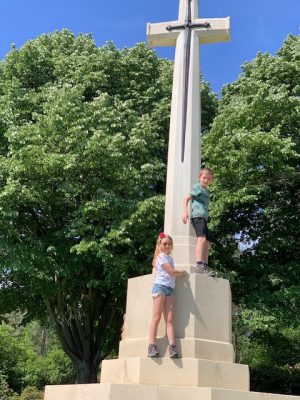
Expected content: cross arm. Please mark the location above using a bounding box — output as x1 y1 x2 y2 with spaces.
147 21 181 47
193 17 230 44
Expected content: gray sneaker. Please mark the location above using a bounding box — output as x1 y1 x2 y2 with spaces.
148 344 159 357
207 268 217 277
196 264 217 277
205 264 218 277
169 344 179 358
196 263 206 273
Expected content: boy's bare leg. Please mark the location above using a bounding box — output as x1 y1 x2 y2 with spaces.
203 241 211 264
196 236 208 263
195 238 216 276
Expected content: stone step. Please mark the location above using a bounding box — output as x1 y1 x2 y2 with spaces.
101 357 249 391
119 337 234 362
44 383 300 400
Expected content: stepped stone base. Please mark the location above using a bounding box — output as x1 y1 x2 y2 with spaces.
101 357 249 391
43 273 300 400
119 337 234 362
44 384 300 400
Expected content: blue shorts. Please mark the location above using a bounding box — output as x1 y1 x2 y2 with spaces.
152 283 174 297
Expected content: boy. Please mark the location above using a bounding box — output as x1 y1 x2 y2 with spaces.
182 167 216 276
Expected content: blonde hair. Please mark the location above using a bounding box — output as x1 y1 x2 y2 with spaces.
152 233 173 268
199 167 214 178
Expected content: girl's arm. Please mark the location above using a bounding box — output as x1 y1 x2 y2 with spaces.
162 263 186 277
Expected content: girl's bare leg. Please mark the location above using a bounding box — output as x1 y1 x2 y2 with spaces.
163 296 176 344
149 295 165 344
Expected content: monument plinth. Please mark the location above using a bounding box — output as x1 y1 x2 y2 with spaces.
118 273 233 361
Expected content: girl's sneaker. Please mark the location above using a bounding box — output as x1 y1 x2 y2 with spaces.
148 344 159 357
169 343 179 358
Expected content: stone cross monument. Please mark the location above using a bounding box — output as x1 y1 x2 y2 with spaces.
147 0 229 267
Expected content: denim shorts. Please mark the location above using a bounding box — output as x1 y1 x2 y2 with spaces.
152 283 174 297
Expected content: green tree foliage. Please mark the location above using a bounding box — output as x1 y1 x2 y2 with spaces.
0 321 74 393
19 386 42 400
233 310 300 394
204 35 300 394
0 29 172 383
0 324 23 393
0 29 218 383
200 79 218 133
0 377 18 400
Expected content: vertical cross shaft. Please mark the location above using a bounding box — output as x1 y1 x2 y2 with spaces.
147 0 230 267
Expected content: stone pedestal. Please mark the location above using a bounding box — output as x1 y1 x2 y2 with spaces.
44 274 300 400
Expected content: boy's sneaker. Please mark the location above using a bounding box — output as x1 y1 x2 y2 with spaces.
148 344 159 357
205 264 218 277
196 263 217 277
195 262 206 273
169 343 179 358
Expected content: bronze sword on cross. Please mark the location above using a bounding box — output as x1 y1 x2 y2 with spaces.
166 0 210 162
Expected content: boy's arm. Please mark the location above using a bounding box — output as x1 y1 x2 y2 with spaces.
182 194 192 224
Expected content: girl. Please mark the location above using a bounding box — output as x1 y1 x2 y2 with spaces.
148 232 186 358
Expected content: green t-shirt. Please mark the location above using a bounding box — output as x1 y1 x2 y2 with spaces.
190 183 210 221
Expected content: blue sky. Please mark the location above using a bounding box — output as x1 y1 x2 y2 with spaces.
0 0 299 94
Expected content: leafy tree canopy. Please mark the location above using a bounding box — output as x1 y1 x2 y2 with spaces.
0 319 74 394
205 34 300 317
0 29 218 383
204 35 300 394
0 29 173 382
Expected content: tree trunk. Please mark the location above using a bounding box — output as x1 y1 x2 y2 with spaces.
73 360 98 383
40 327 47 356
